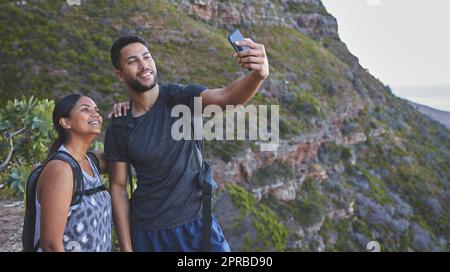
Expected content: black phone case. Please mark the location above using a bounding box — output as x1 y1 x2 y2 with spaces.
228 30 252 71
228 30 249 52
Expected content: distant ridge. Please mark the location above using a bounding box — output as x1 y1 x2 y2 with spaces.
408 101 450 130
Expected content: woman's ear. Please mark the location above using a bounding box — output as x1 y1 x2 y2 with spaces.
59 118 71 130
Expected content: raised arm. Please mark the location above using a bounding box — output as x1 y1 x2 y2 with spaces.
201 38 269 110
108 161 133 252
37 160 73 252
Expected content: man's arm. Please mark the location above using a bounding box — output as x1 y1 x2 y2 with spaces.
201 38 269 110
108 161 133 252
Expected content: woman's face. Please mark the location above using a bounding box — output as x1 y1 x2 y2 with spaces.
64 96 102 136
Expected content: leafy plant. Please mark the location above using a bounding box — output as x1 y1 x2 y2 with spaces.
0 96 55 196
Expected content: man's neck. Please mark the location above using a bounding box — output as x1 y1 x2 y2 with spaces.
129 84 160 117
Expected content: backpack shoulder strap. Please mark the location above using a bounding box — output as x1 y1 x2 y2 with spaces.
48 151 84 206
191 120 216 252
22 164 45 252
86 151 100 173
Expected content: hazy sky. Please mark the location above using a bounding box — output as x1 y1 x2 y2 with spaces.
321 0 450 111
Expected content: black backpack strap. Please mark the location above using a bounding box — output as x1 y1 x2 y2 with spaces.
191 123 213 252
48 151 84 206
54 151 108 204
201 180 213 252
86 151 100 173
77 184 107 196
23 165 44 252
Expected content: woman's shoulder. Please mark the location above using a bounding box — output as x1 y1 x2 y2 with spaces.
39 159 74 183
37 159 74 201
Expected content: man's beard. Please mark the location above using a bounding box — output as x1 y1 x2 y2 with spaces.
126 72 158 93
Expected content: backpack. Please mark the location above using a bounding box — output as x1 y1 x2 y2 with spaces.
110 84 217 251
22 150 105 252
191 125 218 252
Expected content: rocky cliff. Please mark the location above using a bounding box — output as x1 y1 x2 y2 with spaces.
170 0 450 251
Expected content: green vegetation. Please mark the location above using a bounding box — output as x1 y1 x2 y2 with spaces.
251 159 294 186
294 177 327 227
346 165 393 205
205 140 247 163
0 96 55 197
226 183 289 251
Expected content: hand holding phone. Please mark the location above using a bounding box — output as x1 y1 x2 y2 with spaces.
228 29 250 53
227 29 269 78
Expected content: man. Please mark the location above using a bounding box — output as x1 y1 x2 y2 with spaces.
105 35 269 252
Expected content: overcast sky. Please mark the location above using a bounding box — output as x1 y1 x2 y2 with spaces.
321 0 450 111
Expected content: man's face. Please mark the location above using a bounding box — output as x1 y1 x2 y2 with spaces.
116 42 158 93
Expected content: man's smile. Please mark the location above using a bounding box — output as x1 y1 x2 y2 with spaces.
138 69 154 80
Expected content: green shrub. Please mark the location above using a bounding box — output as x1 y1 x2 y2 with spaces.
226 184 289 251
0 96 55 196
251 159 294 186
293 177 326 227
205 140 246 163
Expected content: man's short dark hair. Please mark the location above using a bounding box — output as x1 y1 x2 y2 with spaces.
110 35 149 70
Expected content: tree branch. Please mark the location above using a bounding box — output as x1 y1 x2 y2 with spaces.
0 127 26 172
10 127 25 137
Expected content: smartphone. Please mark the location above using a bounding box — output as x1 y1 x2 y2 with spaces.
228 29 250 53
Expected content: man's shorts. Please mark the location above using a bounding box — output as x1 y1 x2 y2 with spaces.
131 215 230 252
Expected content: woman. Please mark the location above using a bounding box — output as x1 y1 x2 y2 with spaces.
35 94 111 252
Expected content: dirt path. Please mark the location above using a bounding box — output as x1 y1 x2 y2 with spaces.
0 200 23 252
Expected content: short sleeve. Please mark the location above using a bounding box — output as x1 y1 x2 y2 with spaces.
166 83 207 112
104 123 129 162
185 83 207 112
185 83 207 97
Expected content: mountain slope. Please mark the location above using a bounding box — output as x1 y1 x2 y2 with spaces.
0 0 449 251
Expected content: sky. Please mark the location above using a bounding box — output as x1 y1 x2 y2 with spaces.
321 0 450 111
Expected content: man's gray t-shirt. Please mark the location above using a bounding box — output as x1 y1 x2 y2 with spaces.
105 83 206 230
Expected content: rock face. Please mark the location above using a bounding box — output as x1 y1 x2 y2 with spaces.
175 0 339 39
